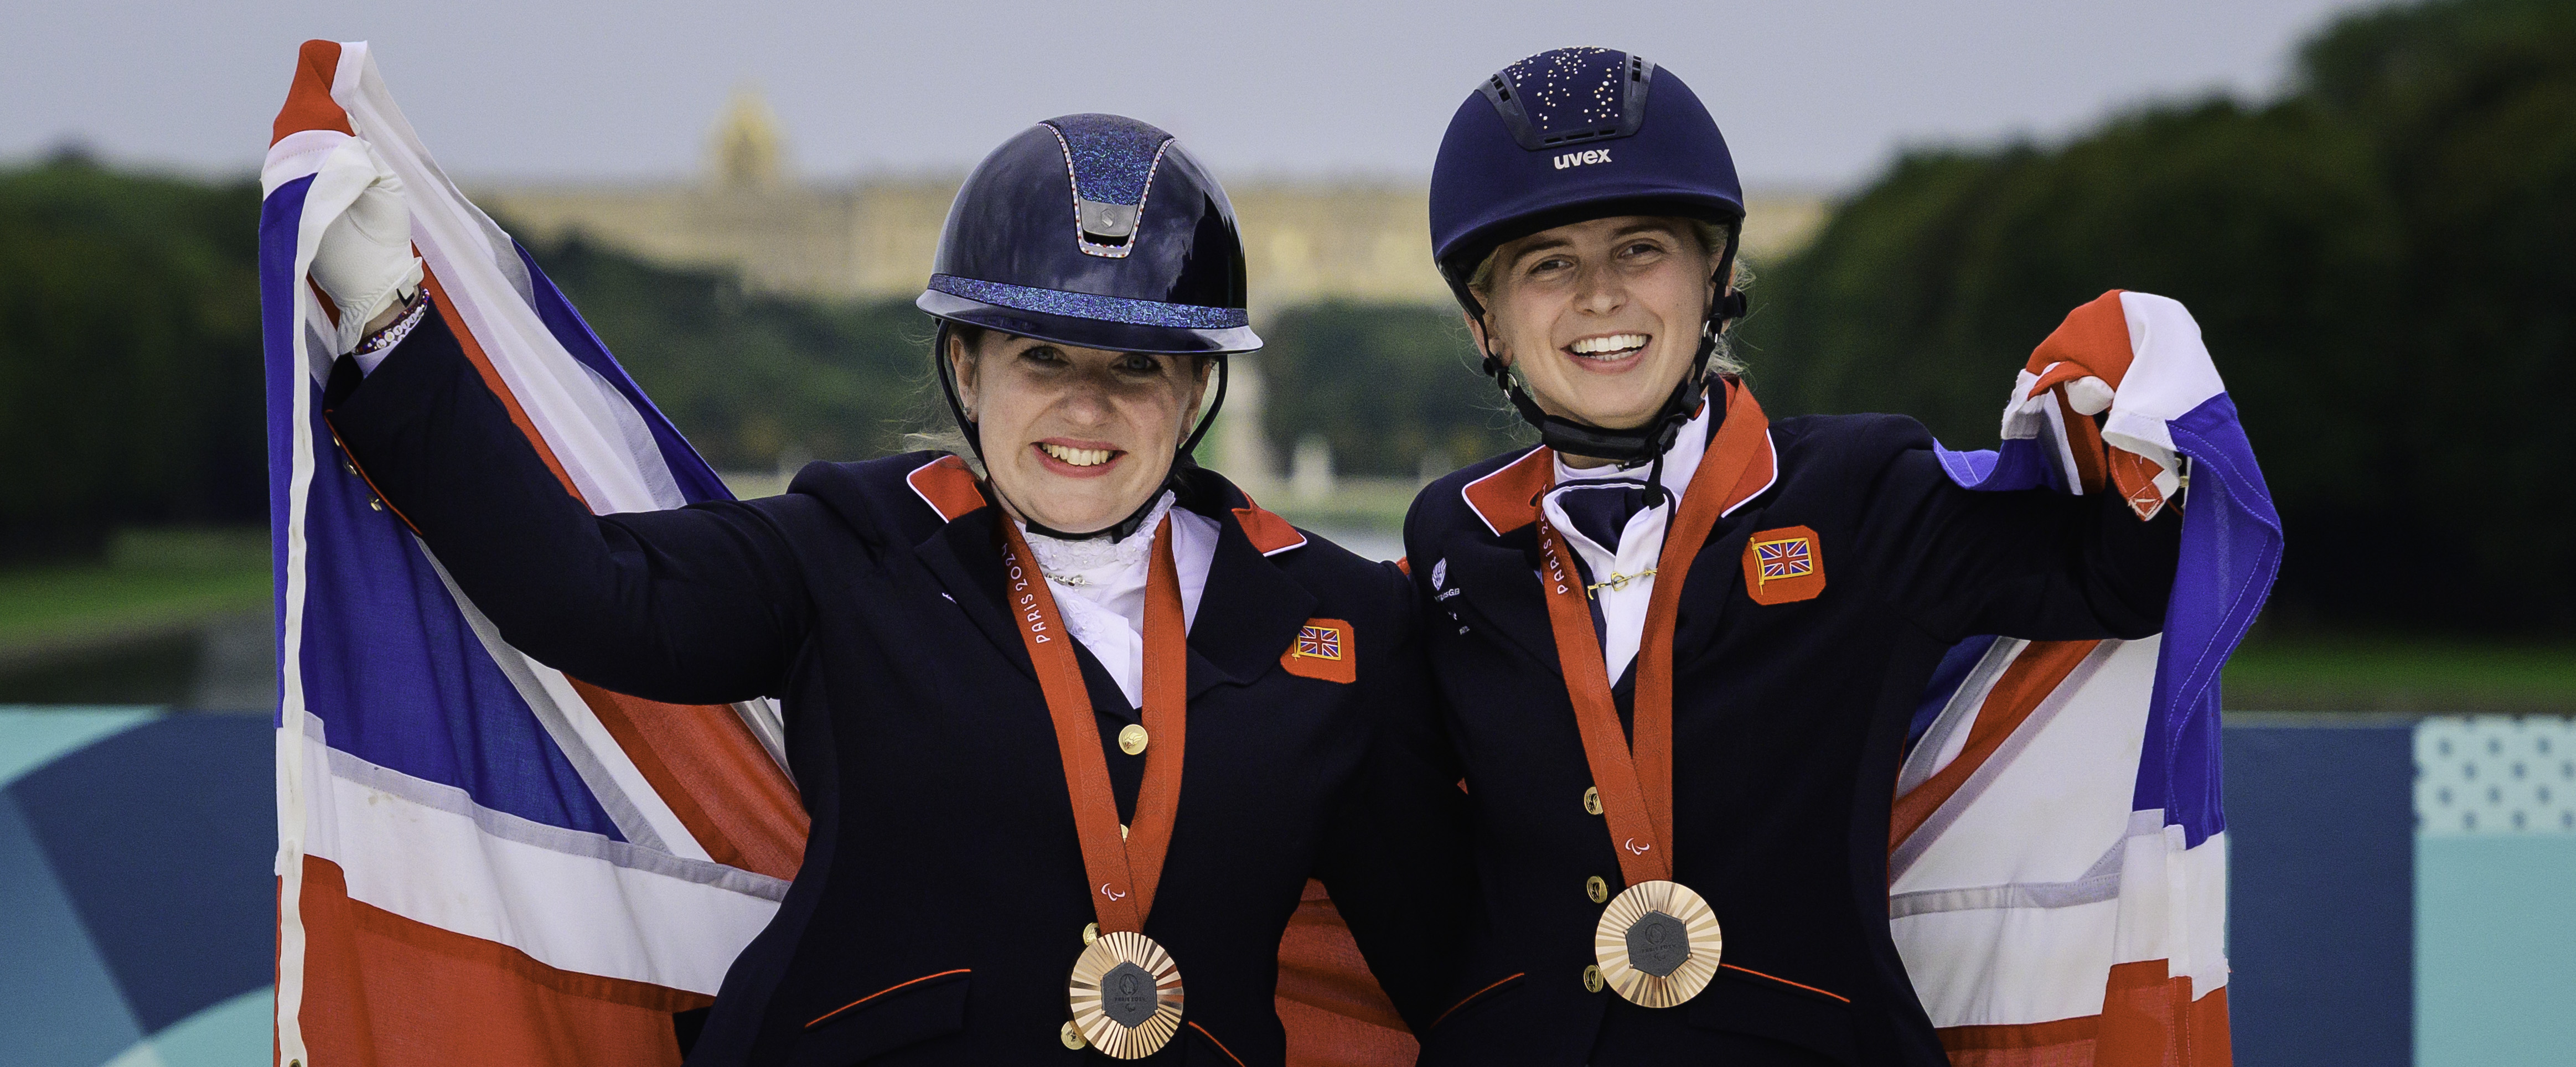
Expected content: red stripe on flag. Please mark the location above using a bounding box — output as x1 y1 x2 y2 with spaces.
417 273 810 864
1931 964 2231 1067
570 680 808 880
2098 960 2232 1067
1891 640 2101 854
2026 291 2138 395
271 40 353 144
1938 1012 2097 1065
291 856 704 1066
1276 879 1416 1067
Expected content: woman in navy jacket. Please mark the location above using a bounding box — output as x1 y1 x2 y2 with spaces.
309 114 1467 1066
1401 50 2182 1065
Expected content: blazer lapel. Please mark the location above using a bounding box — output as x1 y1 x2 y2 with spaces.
1184 510 1317 699
1442 529 1565 678
912 511 1038 683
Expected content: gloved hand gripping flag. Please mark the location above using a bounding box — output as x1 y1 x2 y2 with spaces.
260 40 808 1067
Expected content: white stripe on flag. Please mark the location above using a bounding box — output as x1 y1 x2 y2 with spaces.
292 714 783 994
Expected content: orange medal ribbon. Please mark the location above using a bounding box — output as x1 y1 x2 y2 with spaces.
1533 382 1771 888
999 515 1189 935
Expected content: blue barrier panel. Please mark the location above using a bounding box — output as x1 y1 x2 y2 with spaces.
2223 716 2415 1067
2413 716 2576 1067
7 708 2568 1065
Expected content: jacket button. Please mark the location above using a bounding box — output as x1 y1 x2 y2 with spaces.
1586 876 1608 904
1061 1021 1088 1049
1583 786 1602 815
1119 724 1149 755
1582 965 1604 993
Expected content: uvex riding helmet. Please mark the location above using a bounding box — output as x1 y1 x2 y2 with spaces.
917 113 1259 538
1429 48 1747 464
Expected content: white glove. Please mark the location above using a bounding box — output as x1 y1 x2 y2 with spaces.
311 143 423 355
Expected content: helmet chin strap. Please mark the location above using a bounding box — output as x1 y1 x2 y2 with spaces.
933 323 1229 542
1468 244 1746 493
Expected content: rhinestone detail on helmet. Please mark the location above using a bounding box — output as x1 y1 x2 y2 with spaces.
1503 46 1625 139
927 274 1249 330
1044 114 1173 259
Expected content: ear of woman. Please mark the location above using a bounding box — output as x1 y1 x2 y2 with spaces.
951 330 1209 535
1468 215 1721 463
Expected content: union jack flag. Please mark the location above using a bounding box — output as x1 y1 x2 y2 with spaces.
1755 537 1813 582
262 42 803 1066
1295 624 1344 661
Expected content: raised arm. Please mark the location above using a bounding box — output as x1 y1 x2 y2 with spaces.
1869 438 2181 646
327 305 811 705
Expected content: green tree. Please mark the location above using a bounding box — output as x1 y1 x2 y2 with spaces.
1742 0 2575 633
519 233 933 472
1256 301 1524 479
0 155 265 563
2300 0 2576 628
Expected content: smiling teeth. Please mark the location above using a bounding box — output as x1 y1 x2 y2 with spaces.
1041 443 1113 467
1570 334 1648 356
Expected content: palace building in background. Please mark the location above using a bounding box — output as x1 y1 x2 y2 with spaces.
470 91 1830 493
474 89 1829 315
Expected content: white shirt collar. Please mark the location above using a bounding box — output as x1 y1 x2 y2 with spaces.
1017 491 1214 708
1538 401 1715 685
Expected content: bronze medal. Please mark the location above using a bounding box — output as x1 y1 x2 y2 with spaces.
1534 382 1771 1009
1592 879 1723 1008
1001 516 1192 1057
1067 929 1186 1058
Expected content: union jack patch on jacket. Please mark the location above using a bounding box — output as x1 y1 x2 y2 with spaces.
1280 618 1356 683
1741 525 1826 605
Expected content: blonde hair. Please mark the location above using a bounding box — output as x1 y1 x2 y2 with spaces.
1466 217 1749 376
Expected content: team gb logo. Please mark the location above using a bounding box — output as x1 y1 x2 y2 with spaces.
1554 148 1613 170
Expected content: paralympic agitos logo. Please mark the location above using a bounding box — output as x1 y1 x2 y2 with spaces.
1554 148 1613 170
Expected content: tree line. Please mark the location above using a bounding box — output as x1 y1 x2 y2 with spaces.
1737 0 2576 634
2 0 2564 634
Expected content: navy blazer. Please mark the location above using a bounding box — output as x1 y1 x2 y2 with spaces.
1402 410 2179 1066
326 309 1471 1066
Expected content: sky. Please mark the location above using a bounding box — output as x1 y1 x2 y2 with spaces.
2 0 2385 190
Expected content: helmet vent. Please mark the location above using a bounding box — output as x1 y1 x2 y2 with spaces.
1479 47 1655 153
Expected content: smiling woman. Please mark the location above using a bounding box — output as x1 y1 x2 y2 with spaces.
312 106 1473 1066
1464 215 1735 455
943 326 1213 536
1401 47 2217 1067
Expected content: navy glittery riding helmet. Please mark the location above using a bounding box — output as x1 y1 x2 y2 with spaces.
916 114 1259 355
1429 48 1745 297
1427 48 1751 464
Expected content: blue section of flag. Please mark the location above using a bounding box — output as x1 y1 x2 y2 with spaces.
294 393 622 839
514 241 733 507
260 183 622 840
1932 389 2280 847
260 176 311 730
1907 635 1998 759
2145 392 2280 845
